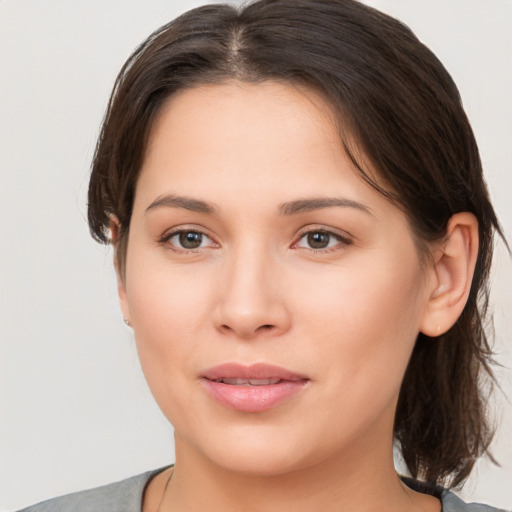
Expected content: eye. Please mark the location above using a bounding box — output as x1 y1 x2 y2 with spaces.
294 229 351 251
162 229 216 251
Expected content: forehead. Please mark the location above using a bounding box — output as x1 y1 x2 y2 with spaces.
145 80 339 165
139 81 369 197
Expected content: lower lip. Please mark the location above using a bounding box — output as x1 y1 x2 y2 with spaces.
201 379 308 412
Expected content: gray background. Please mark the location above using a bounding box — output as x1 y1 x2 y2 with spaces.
1 1 511 510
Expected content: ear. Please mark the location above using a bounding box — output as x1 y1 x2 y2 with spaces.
420 212 479 337
109 216 131 326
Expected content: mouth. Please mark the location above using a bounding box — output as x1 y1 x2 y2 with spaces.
200 363 309 412
211 377 283 386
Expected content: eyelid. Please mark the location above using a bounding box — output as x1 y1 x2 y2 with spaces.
292 225 353 252
158 225 219 252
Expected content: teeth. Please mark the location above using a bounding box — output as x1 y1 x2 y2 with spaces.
215 378 281 386
249 378 281 385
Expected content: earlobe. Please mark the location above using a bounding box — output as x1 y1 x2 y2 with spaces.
420 212 479 337
109 216 131 326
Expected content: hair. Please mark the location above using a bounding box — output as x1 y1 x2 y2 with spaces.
88 0 505 488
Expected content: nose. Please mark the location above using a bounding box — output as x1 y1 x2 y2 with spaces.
214 248 291 340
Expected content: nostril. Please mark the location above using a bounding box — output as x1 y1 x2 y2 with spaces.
219 323 276 336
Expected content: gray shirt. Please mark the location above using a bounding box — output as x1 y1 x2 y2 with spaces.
17 468 508 512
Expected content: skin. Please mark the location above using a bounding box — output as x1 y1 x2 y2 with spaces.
115 81 478 512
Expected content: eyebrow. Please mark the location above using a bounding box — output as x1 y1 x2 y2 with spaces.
280 197 373 216
145 194 218 215
145 194 373 217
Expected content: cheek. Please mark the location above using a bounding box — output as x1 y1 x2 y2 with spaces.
127 248 213 334
124 251 215 403
294 252 425 396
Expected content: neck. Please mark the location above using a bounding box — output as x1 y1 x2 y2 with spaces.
158 433 439 512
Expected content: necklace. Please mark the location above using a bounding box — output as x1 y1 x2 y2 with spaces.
156 468 174 512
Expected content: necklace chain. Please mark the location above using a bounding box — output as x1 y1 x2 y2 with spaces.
156 468 174 512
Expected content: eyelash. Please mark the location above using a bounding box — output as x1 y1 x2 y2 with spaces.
158 227 352 254
158 227 217 253
293 229 352 253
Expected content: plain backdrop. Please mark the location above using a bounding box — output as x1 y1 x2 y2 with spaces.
1 1 511 510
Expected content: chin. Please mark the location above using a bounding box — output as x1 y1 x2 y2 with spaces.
178 420 329 478
207 445 312 477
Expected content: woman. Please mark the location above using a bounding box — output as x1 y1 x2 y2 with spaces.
17 0 509 511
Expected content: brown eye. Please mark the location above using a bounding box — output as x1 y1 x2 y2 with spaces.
178 231 204 249
307 231 331 249
162 230 211 250
294 229 351 252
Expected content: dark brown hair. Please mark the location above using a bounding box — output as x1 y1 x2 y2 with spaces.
88 0 504 488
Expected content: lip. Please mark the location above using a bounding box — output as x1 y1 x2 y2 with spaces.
200 363 309 413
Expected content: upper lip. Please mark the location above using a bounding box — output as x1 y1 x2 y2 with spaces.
201 363 309 382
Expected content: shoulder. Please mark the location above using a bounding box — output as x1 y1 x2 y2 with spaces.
402 477 508 512
441 490 510 512
16 467 167 512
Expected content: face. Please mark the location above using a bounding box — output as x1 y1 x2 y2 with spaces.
118 81 434 476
